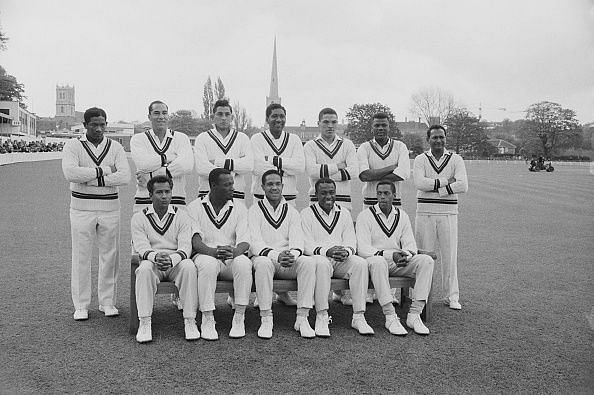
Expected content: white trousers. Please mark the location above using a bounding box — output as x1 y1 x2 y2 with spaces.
135 259 198 318
252 255 315 311
193 254 253 312
314 255 368 312
69 208 120 310
366 254 434 306
415 213 459 302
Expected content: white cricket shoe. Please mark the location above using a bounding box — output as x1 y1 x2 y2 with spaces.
73 309 88 321
184 318 200 340
351 315 375 335
406 313 430 335
385 314 408 336
258 316 274 339
136 317 152 343
293 317 315 338
99 305 119 317
315 312 331 337
229 313 245 338
201 315 219 341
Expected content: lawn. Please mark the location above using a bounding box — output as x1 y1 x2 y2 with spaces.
0 159 592 393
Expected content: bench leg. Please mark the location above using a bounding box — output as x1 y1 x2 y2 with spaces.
129 267 138 335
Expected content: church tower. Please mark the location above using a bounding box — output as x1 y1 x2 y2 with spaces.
56 85 75 118
266 37 281 107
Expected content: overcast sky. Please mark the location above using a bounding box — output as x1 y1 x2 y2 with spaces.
2 0 593 126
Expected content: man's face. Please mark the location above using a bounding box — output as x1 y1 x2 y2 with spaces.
428 128 446 151
213 173 234 201
266 108 286 134
84 116 107 142
318 113 338 141
213 106 233 131
316 183 336 211
262 173 283 203
148 103 169 130
372 117 390 141
150 182 172 209
376 184 394 212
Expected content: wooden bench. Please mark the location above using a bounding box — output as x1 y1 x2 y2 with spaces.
129 254 434 334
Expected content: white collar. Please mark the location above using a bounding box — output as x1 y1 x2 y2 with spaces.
315 202 341 217
373 203 396 220
426 149 450 158
262 196 287 214
316 135 342 146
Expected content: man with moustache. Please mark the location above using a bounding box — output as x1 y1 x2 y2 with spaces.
413 125 468 310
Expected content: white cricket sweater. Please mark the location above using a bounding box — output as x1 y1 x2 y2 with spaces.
131 205 192 267
300 203 357 257
194 128 253 200
62 135 130 211
413 150 468 215
355 205 418 263
304 135 358 209
248 198 304 263
251 130 305 201
130 129 194 206
357 138 410 206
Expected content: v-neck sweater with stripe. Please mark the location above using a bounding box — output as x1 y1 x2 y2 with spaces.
62 136 130 211
248 199 304 262
355 205 418 263
300 203 357 258
413 150 468 215
131 206 192 266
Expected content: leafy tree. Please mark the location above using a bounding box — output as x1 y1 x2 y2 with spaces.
446 108 494 157
400 133 425 156
345 103 401 145
202 77 214 119
0 23 8 51
0 65 26 107
232 101 252 133
523 101 581 158
169 110 211 137
410 86 455 125
214 77 225 100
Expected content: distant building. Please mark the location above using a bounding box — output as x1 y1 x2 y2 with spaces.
54 85 83 129
266 38 281 108
0 101 38 137
487 138 516 155
70 122 135 150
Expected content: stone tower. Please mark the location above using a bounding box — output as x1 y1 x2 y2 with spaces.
56 85 75 118
266 38 281 107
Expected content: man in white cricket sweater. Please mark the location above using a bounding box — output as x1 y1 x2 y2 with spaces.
301 178 374 337
130 100 194 213
251 103 305 306
304 107 358 210
188 168 252 340
62 107 130 321
131 175 199 343
356 181 434 335
413 125 468 310
251 103 305 205
249 170 316 339
194 99 253 200
357 111 411 305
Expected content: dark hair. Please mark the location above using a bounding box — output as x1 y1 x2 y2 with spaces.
148 100 168 114
314 178 336 194
208 168 232 187
147 175 173 194
318 107 337 121
426 124 447 139
83 107 107 124
376 180 396 193
213 99 232 114
261 169 282 185
372 112 390 121
265 103 286 119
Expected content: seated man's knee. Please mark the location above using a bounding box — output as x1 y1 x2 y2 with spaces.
252 256 274 272
136 260 154 275
193 254 219 272
367 256 387 269
177 258 197 274
233 254 253 273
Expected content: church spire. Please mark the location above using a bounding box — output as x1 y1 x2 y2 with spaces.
266 37 281 107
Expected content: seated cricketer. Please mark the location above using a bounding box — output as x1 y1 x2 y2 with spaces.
188 168 252 341
131 175 199 343
355 181 434 335
249 169 316 339
301 178 374 337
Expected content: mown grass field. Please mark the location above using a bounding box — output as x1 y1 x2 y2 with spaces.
0 159 592 393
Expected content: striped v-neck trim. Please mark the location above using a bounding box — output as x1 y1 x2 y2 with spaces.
258 200 288 229
314 138 343 159
203 202 233 229
310 204 341 234
370 206 399 237
262 131 289 156
80 138 111 166
369 138 394 160
143 206 177 236
207 129 238 155
425 152 452 174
